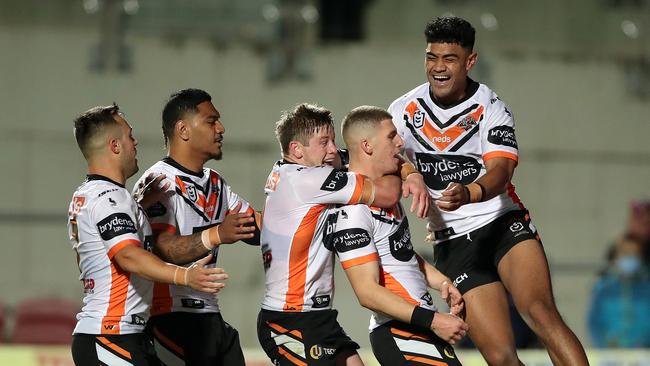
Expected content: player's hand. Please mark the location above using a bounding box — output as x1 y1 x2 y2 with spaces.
185 254 228 293
440 280 464 316
402 173 430 218
134 173 174 210
436 182 468 211
430 312 468 345
216 202 256 244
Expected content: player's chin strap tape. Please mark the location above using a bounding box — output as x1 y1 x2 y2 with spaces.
411 306 437 330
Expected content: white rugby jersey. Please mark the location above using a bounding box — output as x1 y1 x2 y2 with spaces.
330 203 436 330
67 175 152 335
135 157 254 315
260 160 365 312
389 79 524 243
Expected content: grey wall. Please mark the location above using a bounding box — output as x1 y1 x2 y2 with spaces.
0 0 648 349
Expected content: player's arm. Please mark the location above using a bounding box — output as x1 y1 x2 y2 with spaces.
397 157 430 218
415 254 464 316
436 157 516 211
241 210 262 246
153 202 255 264
113 244 227 293
344 261 467 344
359 175 401 208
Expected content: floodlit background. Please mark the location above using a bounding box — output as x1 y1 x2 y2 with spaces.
0 0 649 363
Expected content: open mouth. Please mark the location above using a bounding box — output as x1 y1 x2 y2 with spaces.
432 75 451 85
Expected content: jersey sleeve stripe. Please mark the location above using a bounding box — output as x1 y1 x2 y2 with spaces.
283 205 327 312
106 239 140 260
381 271 419 305
97 336 132 359
340 253 379 270
101 263 131 334
347 173 364 204
151 223 176 235
482 151 518 163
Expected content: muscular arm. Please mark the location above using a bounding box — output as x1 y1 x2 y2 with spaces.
437 157 516 211
153 230 209 265
360 175 401 208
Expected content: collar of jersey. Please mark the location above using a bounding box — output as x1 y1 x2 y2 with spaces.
428 77 480 110
162 157 204 178
86 174 124 188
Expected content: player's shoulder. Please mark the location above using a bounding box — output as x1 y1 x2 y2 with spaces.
477 83 512 111
78 177 133 214
334 204 372 226
389 82 429 111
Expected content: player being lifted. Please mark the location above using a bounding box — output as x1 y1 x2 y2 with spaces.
388 17 589 366
329 106 468 366
134 89 260 366
68 104 227 366
257 103 430 366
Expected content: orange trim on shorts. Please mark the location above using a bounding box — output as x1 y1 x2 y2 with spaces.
340 253 379 270
390 327 429 342
151 223 176 235
347 173 364 204
97 336 132 359
153 327 185 356
278 346 307 366
404 355 448 366
380 270 419 305
482 151 518 163
266 321 303 339
106 239 139 260
283 205 326 311
100 263 130 334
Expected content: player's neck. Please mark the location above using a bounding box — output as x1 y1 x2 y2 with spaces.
87 163 126 186
348 158 380 180
168 146 205 174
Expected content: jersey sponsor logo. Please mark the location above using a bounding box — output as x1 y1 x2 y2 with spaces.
320 169 348 192
82 278 95 294
414 153 481 190
130 314 146 326
262 245 272 270
453 273 468 287
180 298 205 309
388 218 414 262
434 227 456 240
509 222 524 232
145 202 167 217
186 185 197 202
97 213 137 241
331 228 371 253
97 188 118 197
311 294 331 309
322 212 339 252
309 345 336 360
488 126 518 148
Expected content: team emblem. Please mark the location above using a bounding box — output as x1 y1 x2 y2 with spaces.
413 110 424 128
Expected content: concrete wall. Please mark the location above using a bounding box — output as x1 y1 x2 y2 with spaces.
0 0 648 349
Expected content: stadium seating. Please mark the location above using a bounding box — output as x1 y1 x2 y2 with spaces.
11 298 79 345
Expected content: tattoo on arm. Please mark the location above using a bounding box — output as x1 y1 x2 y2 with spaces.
155 232 209 265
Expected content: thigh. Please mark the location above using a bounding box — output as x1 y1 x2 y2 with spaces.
214 314 245 366
370 321 462 366
72 333 154 366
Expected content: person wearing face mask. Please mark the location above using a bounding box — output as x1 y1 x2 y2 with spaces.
588 238 650 348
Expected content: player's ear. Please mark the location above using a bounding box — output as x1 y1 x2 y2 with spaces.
288 140 303 159
466 51 478 72
360 138 372 155
109 137 120 154
176 119 190 141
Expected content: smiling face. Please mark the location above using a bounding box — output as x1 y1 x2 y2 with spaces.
425 42 477 106
298 125 338 167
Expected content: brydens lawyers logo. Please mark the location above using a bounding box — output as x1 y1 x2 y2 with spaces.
97 213 137 240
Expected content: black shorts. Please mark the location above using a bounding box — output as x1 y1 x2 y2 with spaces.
146 312 244 366
257 309 360 366
72 333 158 366
370 320 462 366
433 209 540 294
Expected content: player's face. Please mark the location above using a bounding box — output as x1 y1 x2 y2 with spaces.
301 126 338 167
370 119 403 175
425 42 477 105
115 115 139 178
189 101 225 161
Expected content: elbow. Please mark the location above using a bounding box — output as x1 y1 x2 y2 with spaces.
356 291 377 311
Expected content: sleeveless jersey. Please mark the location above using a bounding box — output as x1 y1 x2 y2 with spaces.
260 161 365 312
329 203 436 330
67 175 152 335
134 157 254 315
389 80 524 243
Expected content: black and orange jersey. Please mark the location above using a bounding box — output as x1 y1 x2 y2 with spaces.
389 79 524 243
134 157 254 315
67 175 152 335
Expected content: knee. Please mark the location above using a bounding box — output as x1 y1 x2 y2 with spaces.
481 347 520 366
520 298 561 333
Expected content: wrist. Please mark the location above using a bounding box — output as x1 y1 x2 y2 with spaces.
201 225 221 250
465 182 484 203
410 306 437 330
400 162 418 181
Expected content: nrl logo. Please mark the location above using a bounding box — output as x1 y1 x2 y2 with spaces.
186 185 197 202
413 110 424 128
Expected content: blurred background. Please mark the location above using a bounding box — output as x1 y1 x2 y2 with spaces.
0 0 649 364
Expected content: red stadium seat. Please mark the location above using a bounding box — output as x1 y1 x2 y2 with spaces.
11 297 79 345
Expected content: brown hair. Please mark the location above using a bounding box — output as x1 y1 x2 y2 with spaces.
275 103 334 155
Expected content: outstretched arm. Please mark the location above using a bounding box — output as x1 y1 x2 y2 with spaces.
416 254 464 316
